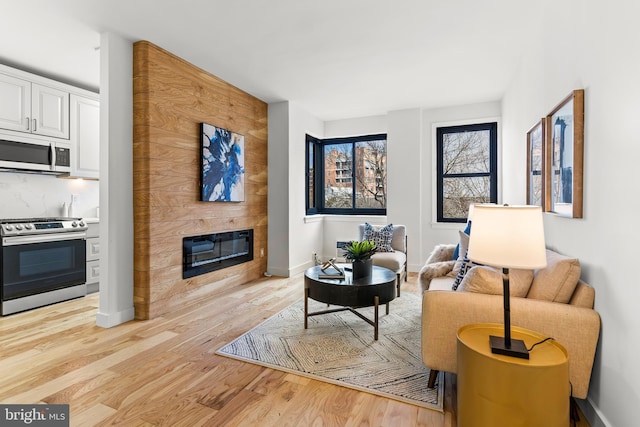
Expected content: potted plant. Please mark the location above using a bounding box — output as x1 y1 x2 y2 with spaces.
344 240 377 280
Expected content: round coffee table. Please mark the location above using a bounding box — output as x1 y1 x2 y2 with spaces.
303 264 396 340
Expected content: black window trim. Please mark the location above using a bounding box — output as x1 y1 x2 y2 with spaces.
436 122 498 223
306 133 387 216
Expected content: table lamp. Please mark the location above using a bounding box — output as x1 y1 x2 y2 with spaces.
466 204 547 359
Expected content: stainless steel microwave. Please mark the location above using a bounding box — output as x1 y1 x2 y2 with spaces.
0 137 71 174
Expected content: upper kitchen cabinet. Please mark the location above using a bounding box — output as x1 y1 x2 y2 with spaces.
0 74 30 132
0 63 100 179
69 94 99 179
0 73 70 139
31 83 70 139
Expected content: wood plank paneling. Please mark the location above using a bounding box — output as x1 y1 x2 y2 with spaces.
133 40 268 319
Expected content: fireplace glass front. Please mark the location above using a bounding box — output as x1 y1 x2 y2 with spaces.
183 229 253 279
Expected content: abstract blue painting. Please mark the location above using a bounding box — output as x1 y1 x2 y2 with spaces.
201 123 245 202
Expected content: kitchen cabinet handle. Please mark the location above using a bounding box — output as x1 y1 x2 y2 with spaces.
33 119 37 131
26 117 30 130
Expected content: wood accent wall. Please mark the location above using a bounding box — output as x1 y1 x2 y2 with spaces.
132 41 268 319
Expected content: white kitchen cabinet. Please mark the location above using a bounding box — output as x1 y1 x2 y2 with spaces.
86 221 100 294
0 72 69 139
0 73 30 132
70 94 99 179
31 83 70 139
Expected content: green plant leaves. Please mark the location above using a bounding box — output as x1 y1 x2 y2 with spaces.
343 240 378 260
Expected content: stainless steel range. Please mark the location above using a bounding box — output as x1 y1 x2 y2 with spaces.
1 217 87 315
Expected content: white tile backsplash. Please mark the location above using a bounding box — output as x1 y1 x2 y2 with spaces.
0 171 99 219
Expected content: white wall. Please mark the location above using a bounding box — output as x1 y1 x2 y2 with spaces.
95 32 135 328
0 173 99 218
267 101 290 276
501 1 640 425
271 112 392 270
288 103 324 275
324 115 387 137
268 101 324 276
419 102 502 261
279 104 504 273
387 109 422 270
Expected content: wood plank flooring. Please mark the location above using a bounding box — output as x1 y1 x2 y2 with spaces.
0 273 589 426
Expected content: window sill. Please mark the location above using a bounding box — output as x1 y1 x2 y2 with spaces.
304 214 388 224
304 215 324 224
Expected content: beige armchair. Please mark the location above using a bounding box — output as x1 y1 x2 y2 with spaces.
419 245 601 399
358 224 407 296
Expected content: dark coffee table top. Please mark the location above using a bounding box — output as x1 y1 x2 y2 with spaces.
304 264 396 308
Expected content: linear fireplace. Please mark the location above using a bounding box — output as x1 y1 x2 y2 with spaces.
183 229 253 279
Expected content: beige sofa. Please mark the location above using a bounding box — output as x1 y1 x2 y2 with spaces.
419 244 601 399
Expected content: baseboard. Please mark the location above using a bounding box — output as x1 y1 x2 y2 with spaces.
265 266 290 277
576 396 611 427
290 260 314 277
96 306 135 328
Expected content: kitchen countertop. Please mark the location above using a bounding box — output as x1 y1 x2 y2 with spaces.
84 217 100 224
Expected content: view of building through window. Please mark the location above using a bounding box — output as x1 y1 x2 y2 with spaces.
307 134 386 215
323 140 386 209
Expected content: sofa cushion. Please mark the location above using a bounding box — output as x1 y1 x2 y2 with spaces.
527 250 581 303
569 281 595 308
363 223 394 252
458 266 534 297
428 276 455 291
372 250 406 273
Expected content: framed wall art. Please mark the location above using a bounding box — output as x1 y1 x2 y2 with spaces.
526 119 545 208
545 89 584 218
200 122 245 202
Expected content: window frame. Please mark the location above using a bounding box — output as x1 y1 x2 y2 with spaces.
436 122 498 223
306 133 387 216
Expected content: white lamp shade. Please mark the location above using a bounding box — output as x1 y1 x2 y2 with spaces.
467 205 547 269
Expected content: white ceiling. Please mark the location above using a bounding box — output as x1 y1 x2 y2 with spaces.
1 1 545 121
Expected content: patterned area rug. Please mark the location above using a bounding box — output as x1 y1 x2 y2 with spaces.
216 292 443 411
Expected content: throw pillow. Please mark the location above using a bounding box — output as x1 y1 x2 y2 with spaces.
527 250 580 303
452 221 472 260
458 266 534 297
452 253 477 290
363 223 394 252
458 266 503 294
448 231 470 278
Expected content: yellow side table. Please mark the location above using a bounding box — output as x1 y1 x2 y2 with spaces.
457 323 569 427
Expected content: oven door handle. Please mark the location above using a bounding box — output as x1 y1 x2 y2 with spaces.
2 232 86 246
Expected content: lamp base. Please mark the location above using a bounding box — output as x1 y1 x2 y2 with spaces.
490 335 530 359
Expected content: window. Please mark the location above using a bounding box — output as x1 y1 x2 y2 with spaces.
306 138 317 214
436 122 498 222
306 134 387 215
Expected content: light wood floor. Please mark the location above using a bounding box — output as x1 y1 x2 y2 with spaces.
0 273 589 426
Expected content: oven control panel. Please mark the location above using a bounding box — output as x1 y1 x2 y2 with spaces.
1 218 87 237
